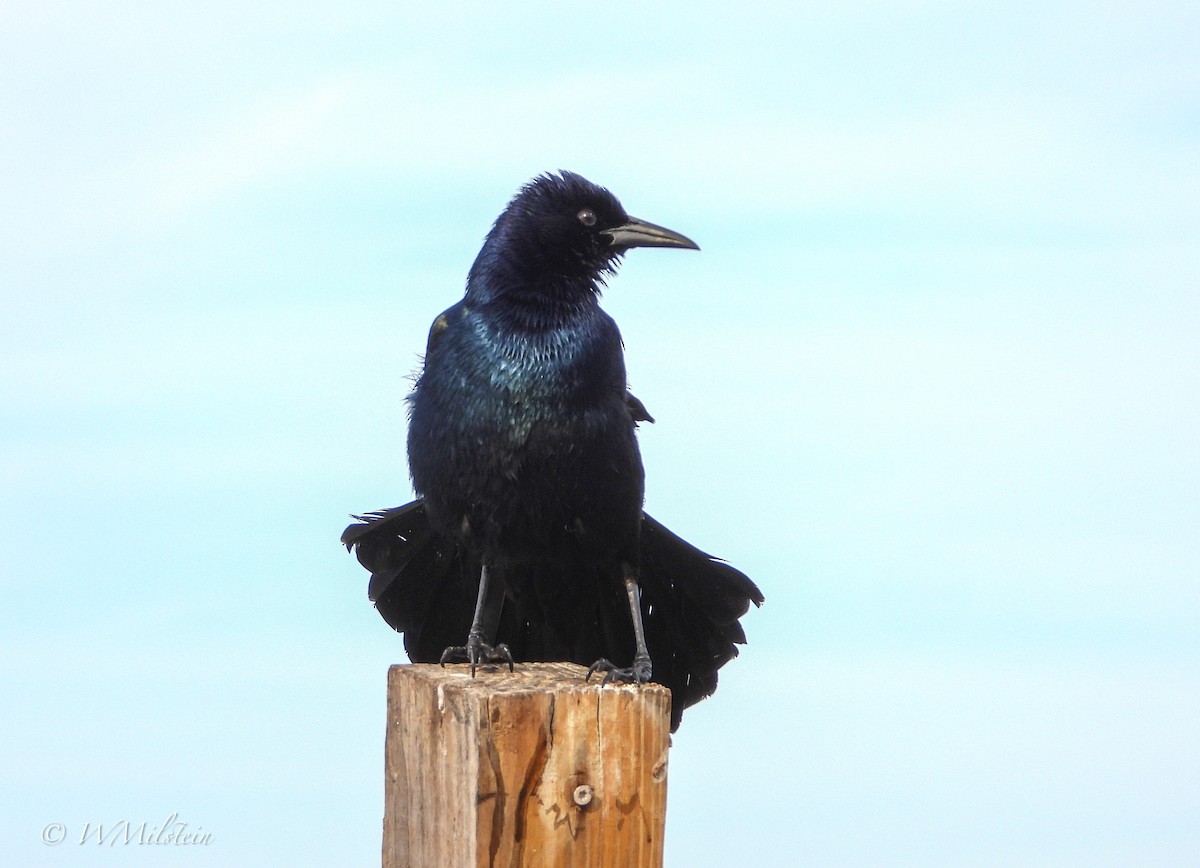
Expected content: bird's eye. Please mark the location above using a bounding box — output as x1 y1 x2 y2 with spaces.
577 208 597 227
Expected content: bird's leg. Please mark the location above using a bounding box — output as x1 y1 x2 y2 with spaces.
586 567 653 685
439 563 514 675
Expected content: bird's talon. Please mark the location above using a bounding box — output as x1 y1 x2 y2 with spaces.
439 645 469 666
586 659 615 682
439 641 514 675
491 643 516 673
586 657 652 686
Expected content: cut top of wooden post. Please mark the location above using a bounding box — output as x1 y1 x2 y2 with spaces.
384 662 671 868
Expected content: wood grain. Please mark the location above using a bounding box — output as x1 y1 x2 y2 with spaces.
383 662 671 867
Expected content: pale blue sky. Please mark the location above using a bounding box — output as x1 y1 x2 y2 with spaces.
3 2 1198 865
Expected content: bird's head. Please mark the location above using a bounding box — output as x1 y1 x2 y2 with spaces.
470 171 698 304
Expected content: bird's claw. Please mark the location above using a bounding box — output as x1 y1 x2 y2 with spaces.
585 656 652 686
439 640 514 676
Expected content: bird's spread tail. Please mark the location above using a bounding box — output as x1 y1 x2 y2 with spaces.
637 513 764 727
341 502 480 664
342 501 762 730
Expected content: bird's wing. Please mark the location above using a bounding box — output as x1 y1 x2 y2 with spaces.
424 308 452 356
625 390 655 424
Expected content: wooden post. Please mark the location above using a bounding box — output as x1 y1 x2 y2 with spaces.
383 662 671 868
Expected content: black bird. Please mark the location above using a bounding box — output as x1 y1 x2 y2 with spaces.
343 171 762 730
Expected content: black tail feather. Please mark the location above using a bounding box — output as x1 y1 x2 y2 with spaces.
341 503 479 663
342 501 762 730
638 513 763 726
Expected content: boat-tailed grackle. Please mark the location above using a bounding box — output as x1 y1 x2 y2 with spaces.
343 171 762 730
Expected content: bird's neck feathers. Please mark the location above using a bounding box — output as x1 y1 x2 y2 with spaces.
465 245 611 330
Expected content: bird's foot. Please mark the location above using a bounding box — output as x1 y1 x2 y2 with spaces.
585 655 652 686
439 639 514 677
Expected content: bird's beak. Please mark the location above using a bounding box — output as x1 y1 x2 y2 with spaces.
602 216 700 251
